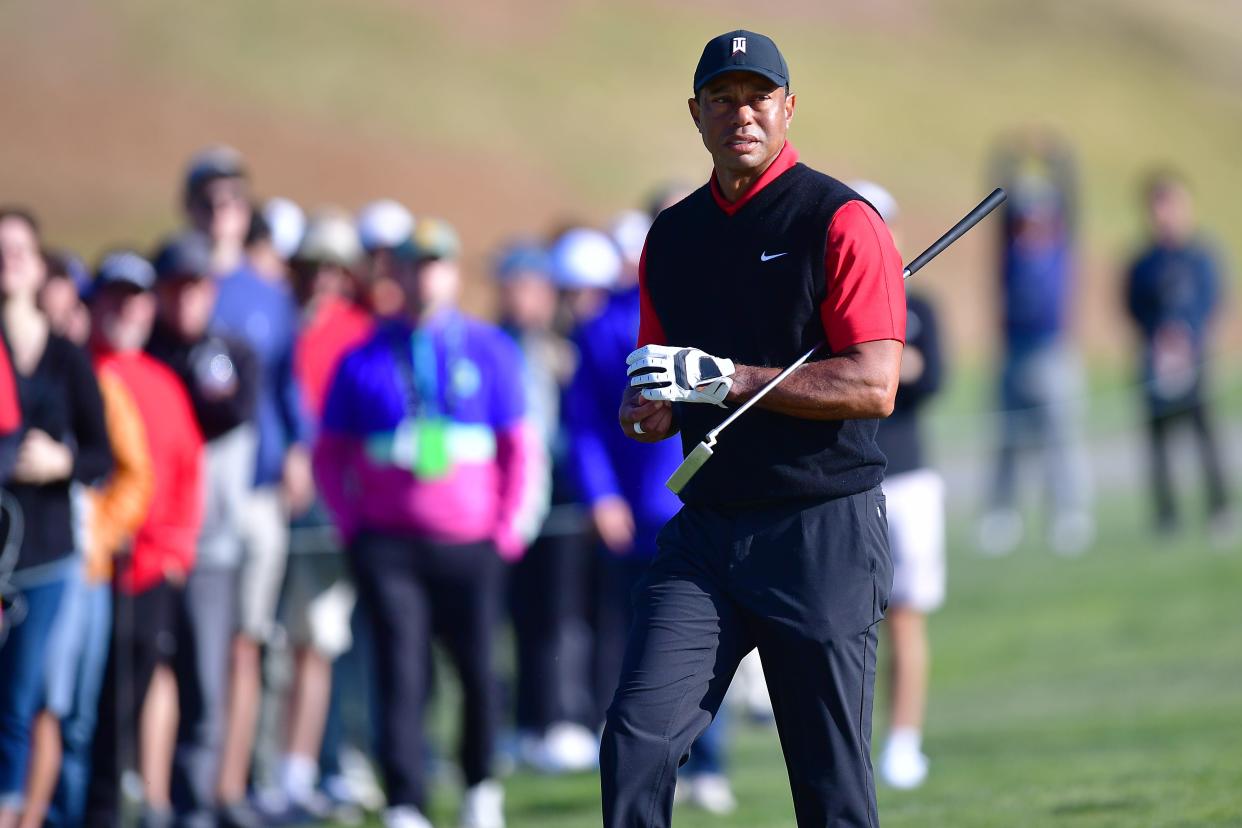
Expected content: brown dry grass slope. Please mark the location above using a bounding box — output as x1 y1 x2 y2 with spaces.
1 0 1240 354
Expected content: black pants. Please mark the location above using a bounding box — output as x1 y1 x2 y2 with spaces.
600 489 892 828
85 581 184 828
1147 401 1230 527
591 551 656 728
509 530 592 731
348 532 503 811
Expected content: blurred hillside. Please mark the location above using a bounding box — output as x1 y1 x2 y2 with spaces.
1 0 1240 361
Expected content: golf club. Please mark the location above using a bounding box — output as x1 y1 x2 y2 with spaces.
665 187 1008 494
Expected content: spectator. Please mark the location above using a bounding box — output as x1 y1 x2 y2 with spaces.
143 230 259 827
356 199 414 318
849 182 949 791
37 252 90 347
563 209 736 816
182 147 313 821
549 227 620 328
980 130 1094 556
246 197 306 283
0 208 112 828
82 250 206 828
493 239 593 774
23 249 140 828
1124 170 1233 540
259 209 372 822
315 217 545 828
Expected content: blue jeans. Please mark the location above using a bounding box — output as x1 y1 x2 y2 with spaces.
0 575 67 806
45 578 112 827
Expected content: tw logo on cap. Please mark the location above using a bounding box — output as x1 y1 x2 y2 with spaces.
731 36 746 55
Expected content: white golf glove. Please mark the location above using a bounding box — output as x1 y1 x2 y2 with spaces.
626 344 735 407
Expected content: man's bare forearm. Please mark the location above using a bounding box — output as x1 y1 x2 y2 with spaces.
724 340 902 420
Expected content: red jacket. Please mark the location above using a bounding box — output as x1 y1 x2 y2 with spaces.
0 338 18 434
95 349 205 593
296 296 373 419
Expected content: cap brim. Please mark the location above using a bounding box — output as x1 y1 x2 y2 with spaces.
156 271 209 284
694 66 788 94
90 279 150 300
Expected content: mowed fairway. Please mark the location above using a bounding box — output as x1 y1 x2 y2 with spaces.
395 493 1242 828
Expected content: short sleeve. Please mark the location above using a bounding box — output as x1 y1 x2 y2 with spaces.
635 244 667 348
821 201 906 352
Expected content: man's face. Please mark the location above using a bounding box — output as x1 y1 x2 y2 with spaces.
92 286 155 352
291 260 356 308
188 176 252 246
1149 184 1194 246
689 72 795 177
500 272 558 332
155 276 216 340
39 276 90 344
0 217 45 299
398 257 459 318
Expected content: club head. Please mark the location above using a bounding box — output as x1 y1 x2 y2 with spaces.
665 440 714 494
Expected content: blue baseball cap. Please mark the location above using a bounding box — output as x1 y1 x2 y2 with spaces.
94 250 157 293
493 240 552 283
152 231 213 281
693 30 790 95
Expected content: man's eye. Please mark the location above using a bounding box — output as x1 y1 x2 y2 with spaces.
712 96 730 104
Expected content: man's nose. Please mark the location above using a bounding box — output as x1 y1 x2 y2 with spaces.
729 103 755 127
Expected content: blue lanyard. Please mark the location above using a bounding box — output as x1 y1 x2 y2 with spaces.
411 328 440 418
396 315 465 420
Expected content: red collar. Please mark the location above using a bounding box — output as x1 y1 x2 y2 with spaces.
709 142 800 216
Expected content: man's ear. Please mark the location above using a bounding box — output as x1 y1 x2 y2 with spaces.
784 91 796 127
688 96 702 132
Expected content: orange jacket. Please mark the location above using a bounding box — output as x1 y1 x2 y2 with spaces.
85 370 154 582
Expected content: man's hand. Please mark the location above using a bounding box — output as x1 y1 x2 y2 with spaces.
592 495 636 555
12 429 74 485
619 385 676 442
626 345 734 406
281 445 316 518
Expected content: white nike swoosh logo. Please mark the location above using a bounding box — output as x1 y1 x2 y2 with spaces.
759 251 788 262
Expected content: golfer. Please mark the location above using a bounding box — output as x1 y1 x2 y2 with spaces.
603 30 906 827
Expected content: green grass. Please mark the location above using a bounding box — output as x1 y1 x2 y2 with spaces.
355 494 1242 827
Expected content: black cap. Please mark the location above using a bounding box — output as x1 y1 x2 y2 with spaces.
94 250 156 294
152 231 213 282
184 146 247 204
693 30 789 95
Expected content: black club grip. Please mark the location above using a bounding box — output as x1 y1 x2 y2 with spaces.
902 188 1007 279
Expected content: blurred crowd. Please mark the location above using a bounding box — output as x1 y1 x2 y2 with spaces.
0 132 1234 828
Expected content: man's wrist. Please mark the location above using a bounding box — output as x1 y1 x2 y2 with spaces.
725 364 769 404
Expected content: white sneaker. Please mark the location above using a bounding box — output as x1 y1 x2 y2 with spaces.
340 745 388 811
978 509 1023 556
1050 511 1094 556
687 773 737 815
880 743 929 790
537 722 599 774
384 804 433 828
460 779 505 828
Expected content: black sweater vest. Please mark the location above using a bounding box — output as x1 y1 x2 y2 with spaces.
645 162 886 507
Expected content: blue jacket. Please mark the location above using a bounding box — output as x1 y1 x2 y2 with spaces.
566 287 682 556
211 263 309 486
1125 236 1223 407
